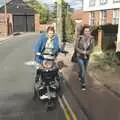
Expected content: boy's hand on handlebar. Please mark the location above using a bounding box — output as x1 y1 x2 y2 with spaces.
36 52 41 56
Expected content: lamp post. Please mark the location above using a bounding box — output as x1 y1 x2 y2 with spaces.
4 0 7 36
55 0 62 42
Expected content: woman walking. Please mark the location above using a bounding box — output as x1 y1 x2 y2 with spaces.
75 26 94 90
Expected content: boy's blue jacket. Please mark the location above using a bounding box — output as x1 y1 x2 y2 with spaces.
32 32 60 63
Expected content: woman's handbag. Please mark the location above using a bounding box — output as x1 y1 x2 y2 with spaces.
71 49 77 63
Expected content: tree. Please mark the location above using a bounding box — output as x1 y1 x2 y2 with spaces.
26 0 49 24
47 2 57 23
62 1 75 41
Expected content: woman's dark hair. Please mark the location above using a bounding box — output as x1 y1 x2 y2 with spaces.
80 25 91 35
47 26 55 33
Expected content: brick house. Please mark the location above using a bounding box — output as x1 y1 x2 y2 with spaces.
72 0 120 50
0 0 40 36
71 10 89 25
71 9 118 26
72 0 120 26
83 0 120 26
83 0 120 50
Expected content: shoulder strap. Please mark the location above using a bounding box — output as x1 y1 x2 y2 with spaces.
90 36 94 45
78 35 83 43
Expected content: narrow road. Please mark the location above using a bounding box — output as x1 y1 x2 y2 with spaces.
0 33 87 120
0 34 65 120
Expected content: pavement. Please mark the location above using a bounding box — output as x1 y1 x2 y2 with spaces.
88 65 120 98
58 43 120 120
64 42 120 97
0 35 13 42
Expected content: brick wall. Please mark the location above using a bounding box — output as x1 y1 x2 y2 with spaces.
35 14 40 32
71 11 89 25
0 13 13 36
82 12 89 25
0 13 7 36
82 11 100 26
72 9 113 26
0 13 43 35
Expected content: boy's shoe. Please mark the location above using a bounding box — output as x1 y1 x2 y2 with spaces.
81 84 86 91
40 94 49 100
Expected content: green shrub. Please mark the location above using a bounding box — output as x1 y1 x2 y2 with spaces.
90 47 120 71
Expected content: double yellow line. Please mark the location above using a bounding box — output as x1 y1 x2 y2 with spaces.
58 95 78 120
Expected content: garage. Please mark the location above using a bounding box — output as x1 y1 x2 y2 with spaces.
13 15 35 32
0 0 39 35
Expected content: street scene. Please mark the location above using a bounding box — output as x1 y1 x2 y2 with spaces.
0 0 120 120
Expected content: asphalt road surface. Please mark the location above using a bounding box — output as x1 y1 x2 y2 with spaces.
0 33 87 120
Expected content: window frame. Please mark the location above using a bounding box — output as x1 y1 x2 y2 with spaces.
112 9 120 24
89 0 96 7
101 10 107 25
113 0 120 3
100 0 108 5
89 12 96 26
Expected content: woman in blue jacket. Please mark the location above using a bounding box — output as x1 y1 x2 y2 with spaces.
33 26 60 83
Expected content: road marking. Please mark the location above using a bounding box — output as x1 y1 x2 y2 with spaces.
24 60 36 66
62 95 78 120
58 96 71 120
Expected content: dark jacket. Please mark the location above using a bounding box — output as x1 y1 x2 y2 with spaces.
75 35 94 59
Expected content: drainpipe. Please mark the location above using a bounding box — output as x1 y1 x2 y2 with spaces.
116 8 120 52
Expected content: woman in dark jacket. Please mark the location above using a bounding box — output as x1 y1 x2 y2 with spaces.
75 26 94 90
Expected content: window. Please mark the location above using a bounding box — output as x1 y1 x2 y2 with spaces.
100 10 107 25
89 0 96 6
89 12 95 26
113 0 120 3
113 9 119 24
100 0 108 5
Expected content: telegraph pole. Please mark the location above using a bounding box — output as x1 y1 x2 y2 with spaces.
56 0 62 42
4 0 7 36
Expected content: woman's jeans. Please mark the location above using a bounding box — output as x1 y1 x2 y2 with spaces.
77 57 88 84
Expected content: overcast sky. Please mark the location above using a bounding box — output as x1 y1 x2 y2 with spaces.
0 0 82 10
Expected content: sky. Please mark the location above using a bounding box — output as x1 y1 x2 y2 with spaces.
0 0 82 10
43 0 82 9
